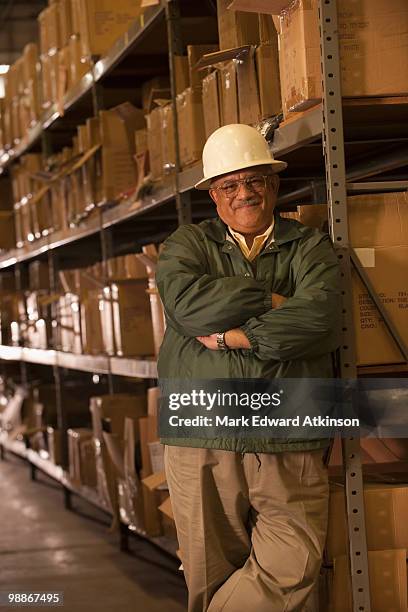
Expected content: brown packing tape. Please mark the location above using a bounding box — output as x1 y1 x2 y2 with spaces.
196 46 251 70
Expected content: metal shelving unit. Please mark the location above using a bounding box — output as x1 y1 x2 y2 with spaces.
0 345 157 377
0 433 176 557
0 4 165 174
0 0 406 608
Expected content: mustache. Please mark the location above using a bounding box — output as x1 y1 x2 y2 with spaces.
231 198 262 210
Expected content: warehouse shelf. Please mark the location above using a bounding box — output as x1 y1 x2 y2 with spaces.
22 348 57 366
0 345 23 361
0 344 157 378
271 105 323 157
1 95 407 270
110 357 157 379
56 352 110 373
0 432 27 459
0 4 165 173
0 168 199 269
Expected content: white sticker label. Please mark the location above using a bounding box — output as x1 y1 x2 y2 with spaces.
354 248 375 268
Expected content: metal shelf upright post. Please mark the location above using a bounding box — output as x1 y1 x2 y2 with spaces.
165 0 193 226
318 1 371 610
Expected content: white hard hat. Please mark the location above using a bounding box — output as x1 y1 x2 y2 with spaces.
195 124 287 190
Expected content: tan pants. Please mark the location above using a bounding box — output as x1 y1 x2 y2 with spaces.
164 446 329 612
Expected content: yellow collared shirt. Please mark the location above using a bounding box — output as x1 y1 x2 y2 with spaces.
228 221 274 261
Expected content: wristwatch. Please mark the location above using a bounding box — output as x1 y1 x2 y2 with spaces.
216 332 229 350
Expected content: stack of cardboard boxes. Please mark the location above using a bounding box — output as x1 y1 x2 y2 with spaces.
57 252 159 358
38 0 146 113
0 44 42 151
326 484 408 610
199 2 282 139
0 1 147 149
0 248 165 360
11 102 143 245
272 0 408 117
89 388 176 538
280 191 408 367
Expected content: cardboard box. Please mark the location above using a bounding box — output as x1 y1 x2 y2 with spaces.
187 44 218 90
141 76 170 113
278 0 408 115
217 0 260 49
256 43 281 118
110 280 155 357
331 549 407 611
22 43 39 85
177 87 206 168
81 288 105 355
78 0 143 58
99 102 143 201
47 427 62 465
90 393 146 511
38 8 49 56
139 414 158 477
236 48 260 125
160 103 176 174
90 394 147 445
146 105 163 180
352 245 408 365
327 485 408 561
58 292 82 354
174 55 189 95
58 0 74 47
220 61 239 124
41 53 59 109
107 254 148 280
68 428 97 488
286 194 408 366
69 36 92 85
29 261 50 291
198 47 259 126
202 71 222 138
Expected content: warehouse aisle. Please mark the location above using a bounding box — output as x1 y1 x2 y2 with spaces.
0 454 187 612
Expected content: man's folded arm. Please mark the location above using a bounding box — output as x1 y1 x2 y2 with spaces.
240 235 342 361
156 225 270 337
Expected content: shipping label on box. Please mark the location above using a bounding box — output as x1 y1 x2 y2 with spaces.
79 0 143 58
352 246 408 366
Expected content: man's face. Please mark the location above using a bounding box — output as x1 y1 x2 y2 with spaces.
209 166 279 235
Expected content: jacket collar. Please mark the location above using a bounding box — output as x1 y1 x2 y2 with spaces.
199 212 304 246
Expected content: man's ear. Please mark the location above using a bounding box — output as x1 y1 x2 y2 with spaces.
209 189 218 204
271 174 280 193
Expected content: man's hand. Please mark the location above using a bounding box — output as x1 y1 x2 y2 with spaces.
272 293 287 309
196 334 218 350
196 329 251 351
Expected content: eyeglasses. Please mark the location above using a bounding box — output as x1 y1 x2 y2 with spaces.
211 175 271 198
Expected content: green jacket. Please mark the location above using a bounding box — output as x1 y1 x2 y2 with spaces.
156 213 341 453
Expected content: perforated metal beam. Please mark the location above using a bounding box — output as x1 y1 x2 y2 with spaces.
318 1 371 610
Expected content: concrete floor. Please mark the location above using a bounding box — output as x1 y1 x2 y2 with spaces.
0 453 188 612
